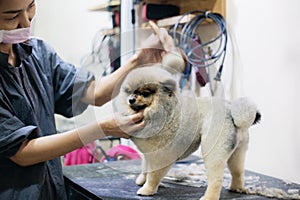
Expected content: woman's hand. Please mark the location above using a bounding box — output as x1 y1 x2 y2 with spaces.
135 33 165 66
136 21 185 68
99 112 145 139
135 22 175 66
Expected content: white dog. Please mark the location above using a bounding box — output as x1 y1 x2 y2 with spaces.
113 65 261 200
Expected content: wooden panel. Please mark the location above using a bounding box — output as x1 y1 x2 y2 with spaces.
144 0 226 16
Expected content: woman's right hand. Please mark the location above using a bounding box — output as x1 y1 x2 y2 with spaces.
135 22 185 67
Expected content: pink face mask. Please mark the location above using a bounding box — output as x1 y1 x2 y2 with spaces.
0 26 31 44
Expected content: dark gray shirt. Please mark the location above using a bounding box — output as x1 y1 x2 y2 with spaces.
0 38 94 199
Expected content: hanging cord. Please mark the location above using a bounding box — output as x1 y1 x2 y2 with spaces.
80 29 120 77
80 29 108 67
172 10 228 83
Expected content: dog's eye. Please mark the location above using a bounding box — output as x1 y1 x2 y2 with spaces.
140 91 152 97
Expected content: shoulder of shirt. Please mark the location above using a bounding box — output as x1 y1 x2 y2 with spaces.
28 37 56 53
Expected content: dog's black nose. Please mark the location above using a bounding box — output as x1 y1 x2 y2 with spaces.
129 97 136 104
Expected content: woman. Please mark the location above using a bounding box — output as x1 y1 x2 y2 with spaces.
0 0 178 199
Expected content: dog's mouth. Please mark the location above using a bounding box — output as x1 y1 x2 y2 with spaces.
130 104 147 112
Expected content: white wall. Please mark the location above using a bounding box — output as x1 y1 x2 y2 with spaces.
33 0 112 66
34 0 300 184
227 0 300 183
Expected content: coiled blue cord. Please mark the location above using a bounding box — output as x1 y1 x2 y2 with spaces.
172 10 227 89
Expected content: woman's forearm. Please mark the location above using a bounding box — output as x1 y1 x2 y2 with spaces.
10 122 105 167
9 111 142 167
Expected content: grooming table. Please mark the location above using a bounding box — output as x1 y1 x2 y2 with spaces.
63 158 300 200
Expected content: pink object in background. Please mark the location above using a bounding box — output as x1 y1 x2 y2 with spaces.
100 144 141 163
64 143 97 166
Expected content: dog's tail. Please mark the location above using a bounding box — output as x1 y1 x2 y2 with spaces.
230 97 261 129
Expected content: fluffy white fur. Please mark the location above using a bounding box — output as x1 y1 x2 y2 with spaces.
113 66 260 200
161 52 185 73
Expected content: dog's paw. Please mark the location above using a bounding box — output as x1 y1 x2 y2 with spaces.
199 196 209 200
135 173 146 186
199 196 219 200
229 186 247 193
137 185 157 196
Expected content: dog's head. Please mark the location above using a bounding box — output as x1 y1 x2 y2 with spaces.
125 82 158 112
117 66 179 114
112 66 180 138
125 79 177 113
122 66 178 112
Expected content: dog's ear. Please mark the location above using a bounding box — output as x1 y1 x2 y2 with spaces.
160 79 177 96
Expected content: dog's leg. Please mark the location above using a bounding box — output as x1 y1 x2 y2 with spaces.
227 135 248 192
137 164 172 196
136 157 147 186
136 173 147 186
201 132 236 200
201 156 226 200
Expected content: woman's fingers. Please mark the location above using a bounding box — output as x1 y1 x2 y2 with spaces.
149 20 160 35
126 120 145 136
149 21 176 52
106 112 145 138
129 112 144 123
